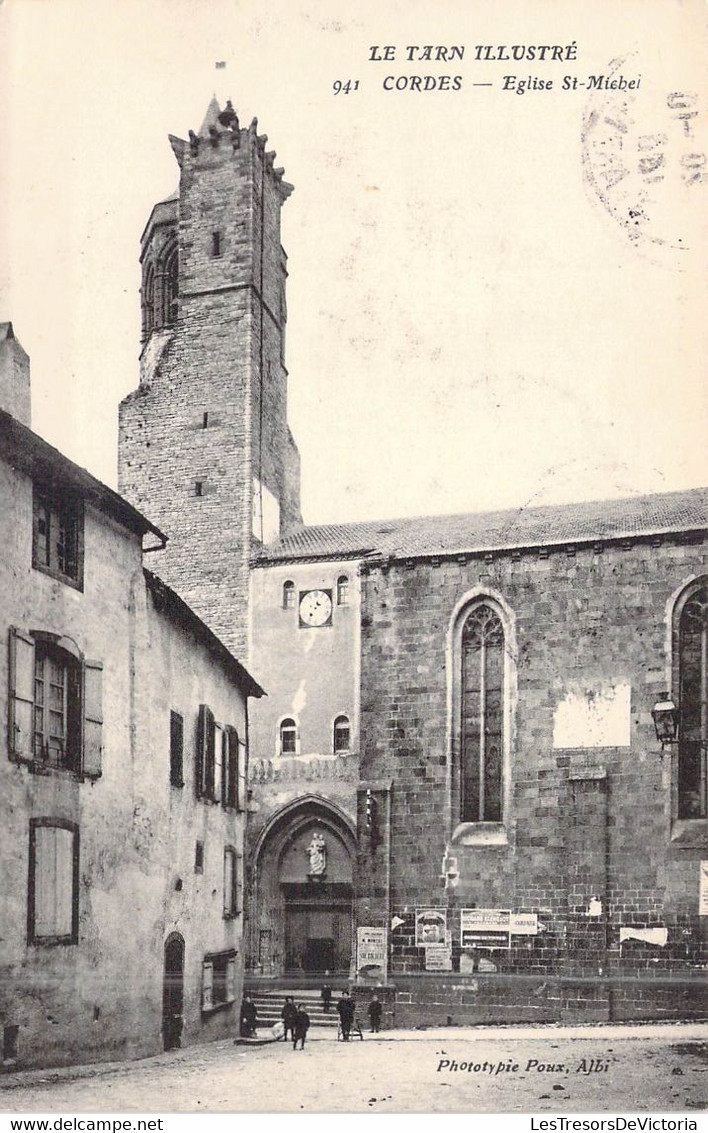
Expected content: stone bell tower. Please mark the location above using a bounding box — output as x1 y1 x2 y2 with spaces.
119 98 301 656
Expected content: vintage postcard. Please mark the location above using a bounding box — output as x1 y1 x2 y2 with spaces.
1 0 707 1120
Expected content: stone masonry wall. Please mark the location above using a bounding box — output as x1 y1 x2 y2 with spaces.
358 535 708 1021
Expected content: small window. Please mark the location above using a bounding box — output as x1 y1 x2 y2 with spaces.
202 411 209 429
195 481 204 497
32 483 83 587
337 575 349 606
8 629 102 779
333 714 350 754
280 718 297 755
202 951 237 1012
163 244 179 326
170 711 184 788
195 841 204 873
282 581 295 610
28 820 79 945
223 847 240 917
196 706 242 807
212 231 222 257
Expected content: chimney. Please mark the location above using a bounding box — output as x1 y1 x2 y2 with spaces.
0 323 31 427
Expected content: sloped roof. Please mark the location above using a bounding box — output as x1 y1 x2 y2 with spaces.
0 408 166 544
255 486 708 565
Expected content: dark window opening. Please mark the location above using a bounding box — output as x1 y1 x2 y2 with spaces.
202 412 209 429
195 481 204 497
195 841 204 873
32 483 83 587
333 714 350 753
282 580 295 609
170 711 184 787
460 604 504 823
678 584 708 819
163 245 179 326
280 718 297 755
223 847 240 917
212 231 222 257
3 1025 19 1063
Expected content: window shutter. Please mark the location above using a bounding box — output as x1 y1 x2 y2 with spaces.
170 711 184 787
202 960 214 1011
236 853 243 914
9 627 35 762
226 955 237 1003
82 660 103 778
224 727 237 807
237 738 248 812
196 704 214 798
223 849 234 916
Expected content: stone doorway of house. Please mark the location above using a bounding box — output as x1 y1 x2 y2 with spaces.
162 933 185 1051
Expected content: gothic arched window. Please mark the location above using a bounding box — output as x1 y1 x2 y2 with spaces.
282 581 295 610
142 263 155 340
162 244 179 326
677 581 708 819
460 603 504 823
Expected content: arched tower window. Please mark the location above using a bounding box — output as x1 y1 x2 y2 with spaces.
162 243 179 327
333 715 350 754
677 581 708 819
282 580 295 609
279 718 298 755
460 603 505 823
141 262 155 341
337 575 349 606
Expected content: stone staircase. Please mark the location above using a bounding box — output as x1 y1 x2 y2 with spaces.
246 987 340 1029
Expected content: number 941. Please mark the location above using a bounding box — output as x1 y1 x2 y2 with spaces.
333 80 360 95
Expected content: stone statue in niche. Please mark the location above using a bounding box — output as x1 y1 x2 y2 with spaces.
305 831 327 877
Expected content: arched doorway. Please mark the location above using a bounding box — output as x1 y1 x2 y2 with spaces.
251 797 356 976
162 933 185 1051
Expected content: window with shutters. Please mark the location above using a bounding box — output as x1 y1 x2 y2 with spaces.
202 950 237 1012
28 819 79 945
674 579 708 821
170 711 184 787
8 628 102 779
223 846 241 917
196 706 245 808
32 482 83 588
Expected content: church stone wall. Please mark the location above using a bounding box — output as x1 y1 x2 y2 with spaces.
358 536 708 1022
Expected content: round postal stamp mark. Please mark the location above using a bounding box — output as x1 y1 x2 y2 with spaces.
581 53 707 267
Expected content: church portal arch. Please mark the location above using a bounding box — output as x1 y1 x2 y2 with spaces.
249 796 356 976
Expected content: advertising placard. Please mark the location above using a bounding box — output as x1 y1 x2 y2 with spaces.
460 908 511 949
415 908 447 946
425 943 452 971
356 926 387 980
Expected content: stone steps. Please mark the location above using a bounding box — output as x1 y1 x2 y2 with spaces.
247 989 340 1028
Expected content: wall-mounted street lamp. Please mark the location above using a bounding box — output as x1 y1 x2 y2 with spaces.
652 694 679 746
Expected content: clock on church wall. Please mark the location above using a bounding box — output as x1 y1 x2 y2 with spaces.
298 589 333 628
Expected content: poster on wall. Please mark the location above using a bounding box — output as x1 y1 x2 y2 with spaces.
415 908 448 945
425 943 453 971
700 862 708 916
510 913 539 935
356 926 388 981
460 908 511 949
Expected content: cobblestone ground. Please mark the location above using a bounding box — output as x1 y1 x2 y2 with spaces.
1 1024 706 1114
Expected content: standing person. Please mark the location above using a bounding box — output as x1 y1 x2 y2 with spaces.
281 995 297 1042
239 995 258 1038
337 989 355 1041
292 1003 310 1050
320 982 332 1014
368 994 382 1033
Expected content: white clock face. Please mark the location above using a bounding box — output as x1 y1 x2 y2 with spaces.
299 589 333 627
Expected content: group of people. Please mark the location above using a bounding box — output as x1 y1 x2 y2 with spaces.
240 988 384 1050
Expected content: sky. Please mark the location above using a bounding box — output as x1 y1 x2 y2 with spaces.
1 0 707 526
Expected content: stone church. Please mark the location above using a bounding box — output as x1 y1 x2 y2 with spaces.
119 98 707 1025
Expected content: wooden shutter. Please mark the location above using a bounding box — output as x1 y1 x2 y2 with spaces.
236 853 243 914
170 711 184 786
226 955 237 1003
82 660 103 778
9 627 35 762
31 824 75 940
223 849 234 916
237 737 248 812
202 960 214 1011
224 727 237 807
196 704 214 798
